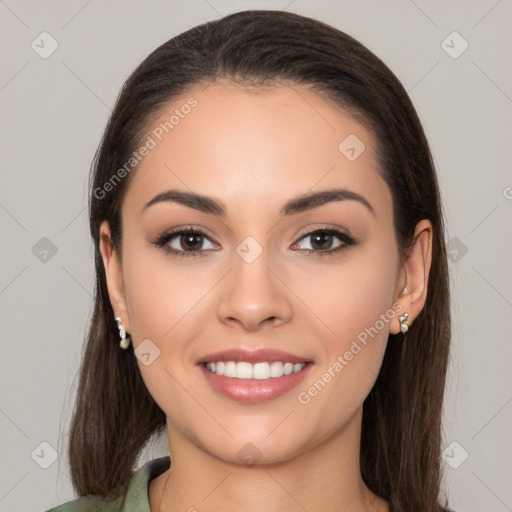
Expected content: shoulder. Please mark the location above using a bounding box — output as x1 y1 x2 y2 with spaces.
43 494 123 512
43 456 171 512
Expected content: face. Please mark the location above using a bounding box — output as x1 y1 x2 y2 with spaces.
101 82 412 464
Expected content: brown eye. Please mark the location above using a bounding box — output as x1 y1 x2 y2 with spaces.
154 228 218 257
179 232 204 251
167 230 217 253
293 228 355 255
310 232 335 250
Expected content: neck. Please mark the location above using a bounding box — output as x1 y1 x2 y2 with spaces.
150 407 388 512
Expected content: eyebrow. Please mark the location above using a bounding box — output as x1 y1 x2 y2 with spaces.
142 188 375 217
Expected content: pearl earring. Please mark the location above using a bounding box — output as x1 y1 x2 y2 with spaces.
398 312 409 334
115 316 131 349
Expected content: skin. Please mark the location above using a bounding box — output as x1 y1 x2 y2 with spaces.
99 81 432 512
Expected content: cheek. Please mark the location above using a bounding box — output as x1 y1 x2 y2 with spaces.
121 241 215 342
119 241 225 395
119 245 211 414
294 240 399 405
298 239 399 347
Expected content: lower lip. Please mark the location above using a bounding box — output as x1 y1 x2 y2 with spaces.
199 363 313 404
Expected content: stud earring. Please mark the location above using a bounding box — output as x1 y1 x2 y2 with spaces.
398 312 409 334
115 316 131 349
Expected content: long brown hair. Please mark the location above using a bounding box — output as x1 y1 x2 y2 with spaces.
67 10 452 511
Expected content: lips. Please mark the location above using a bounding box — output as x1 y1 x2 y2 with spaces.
196 347 314 403
196 347 312 365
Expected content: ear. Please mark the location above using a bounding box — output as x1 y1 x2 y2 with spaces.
390 219 433 335
99 220 131 333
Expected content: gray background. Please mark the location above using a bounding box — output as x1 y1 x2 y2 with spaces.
1 1 511 511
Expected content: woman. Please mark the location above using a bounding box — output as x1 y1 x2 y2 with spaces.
47 9 452 512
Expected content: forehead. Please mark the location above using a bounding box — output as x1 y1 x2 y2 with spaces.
125 82 391 219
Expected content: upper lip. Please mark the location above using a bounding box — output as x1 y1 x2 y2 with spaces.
197 348 312 365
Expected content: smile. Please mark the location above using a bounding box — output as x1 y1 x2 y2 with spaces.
199 361 313 404
203 361 307 379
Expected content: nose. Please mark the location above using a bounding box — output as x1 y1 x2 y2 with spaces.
217 253 293 332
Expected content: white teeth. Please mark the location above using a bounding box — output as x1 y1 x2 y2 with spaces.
270 361 283 378
253 362 270 379
204 361 307 379
224 361 237 377
236 362 253 379
283 362 294 375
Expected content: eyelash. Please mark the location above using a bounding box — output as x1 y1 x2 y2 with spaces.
152 225 356 259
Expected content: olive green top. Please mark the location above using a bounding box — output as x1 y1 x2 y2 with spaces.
44 456 171 512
